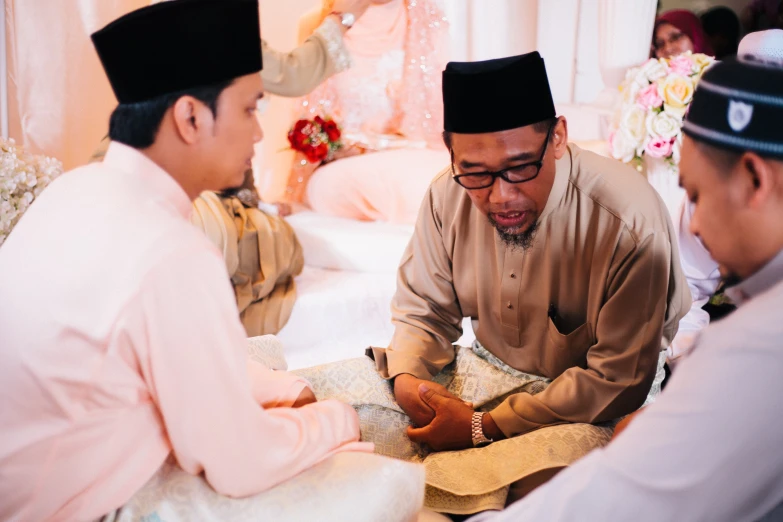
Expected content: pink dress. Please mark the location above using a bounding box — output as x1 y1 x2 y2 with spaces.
289 0 450 225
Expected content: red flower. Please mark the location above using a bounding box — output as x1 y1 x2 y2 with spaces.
288 116 341 163
293 119 310 133
313 143 330 161
287 130 305 150
287 119 312 150
322 120 341 142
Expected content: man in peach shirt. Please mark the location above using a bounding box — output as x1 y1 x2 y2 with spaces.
0 1 371 520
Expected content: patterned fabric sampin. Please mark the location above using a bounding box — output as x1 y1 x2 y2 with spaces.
293 342 667 514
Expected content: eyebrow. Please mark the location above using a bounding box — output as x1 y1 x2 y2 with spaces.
458 151 538 170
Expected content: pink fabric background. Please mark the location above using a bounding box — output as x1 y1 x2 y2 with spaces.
5 0 151 170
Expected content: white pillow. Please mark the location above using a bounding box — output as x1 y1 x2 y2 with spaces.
105 452 425 522
304 148 450 226
286 211 414 273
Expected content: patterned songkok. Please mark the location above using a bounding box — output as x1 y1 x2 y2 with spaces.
684 59 783 158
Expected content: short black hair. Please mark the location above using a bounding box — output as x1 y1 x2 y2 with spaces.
108 79 234 149
700 7 740 39
700 7 740 58
442 116 558 150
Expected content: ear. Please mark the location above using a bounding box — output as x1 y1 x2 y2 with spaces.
552 117 569 160
738 152 775 211
170 96 213 145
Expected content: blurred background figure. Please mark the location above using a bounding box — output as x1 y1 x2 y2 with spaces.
700 6 741 59
741 0 783 33
652 9 715 59
283 0 450 225
738 27 783 64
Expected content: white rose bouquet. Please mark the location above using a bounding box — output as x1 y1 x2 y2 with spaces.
609 52 715 169
0 139 63 247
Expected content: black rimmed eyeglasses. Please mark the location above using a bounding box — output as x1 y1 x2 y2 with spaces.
451 123 554 190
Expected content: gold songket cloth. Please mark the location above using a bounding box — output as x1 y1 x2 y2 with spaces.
191 192 303 336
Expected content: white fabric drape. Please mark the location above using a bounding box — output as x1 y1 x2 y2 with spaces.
2 0 658 177
444 0 537 63
1 1 9 139
5 0 150 169
598 0 658 92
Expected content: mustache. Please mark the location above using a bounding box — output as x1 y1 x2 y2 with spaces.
488 206 534 214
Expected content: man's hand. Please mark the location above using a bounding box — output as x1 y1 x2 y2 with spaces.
273 202 292 217
394 374 470 428
406 383 476 452
291 387 317 408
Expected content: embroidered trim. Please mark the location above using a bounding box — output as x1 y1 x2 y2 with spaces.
315 16 352 73
697 78 783 108
684 120 783 155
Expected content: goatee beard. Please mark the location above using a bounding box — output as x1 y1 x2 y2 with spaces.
489 218 539 250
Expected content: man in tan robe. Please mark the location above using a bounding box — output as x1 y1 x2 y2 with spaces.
191 172 305 336
296 51 691 514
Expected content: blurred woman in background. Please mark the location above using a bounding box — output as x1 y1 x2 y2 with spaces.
652 9 715 59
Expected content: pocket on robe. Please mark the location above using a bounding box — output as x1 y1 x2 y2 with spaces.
546 317 592 347
544 318 593 374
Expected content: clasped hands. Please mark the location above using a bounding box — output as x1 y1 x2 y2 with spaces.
393 374 504 451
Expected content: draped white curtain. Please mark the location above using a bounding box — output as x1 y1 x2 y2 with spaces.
597 0 658 95
2 0 657 174
444 0 655 104
4 0 151 169
444 0 538 63
1 1 8 139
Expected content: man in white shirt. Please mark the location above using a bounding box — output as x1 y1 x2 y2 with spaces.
668 28 783 366
470 54 783 522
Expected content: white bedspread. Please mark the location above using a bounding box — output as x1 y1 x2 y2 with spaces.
278 211 475 369
285 211 414 273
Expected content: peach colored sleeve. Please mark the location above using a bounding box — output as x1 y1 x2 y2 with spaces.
247 359 310 408
126 245 372 498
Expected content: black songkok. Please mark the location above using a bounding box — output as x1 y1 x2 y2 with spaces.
442 52 556 134
91 0 262 104
684 59 783 158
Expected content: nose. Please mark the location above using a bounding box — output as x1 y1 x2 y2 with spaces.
253 115 264 143
661 40 677 59
688 207 701 240
487 176 519 206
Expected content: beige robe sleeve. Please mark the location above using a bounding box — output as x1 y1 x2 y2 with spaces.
490 228 676 437
370 184 465 379
261 16 349 98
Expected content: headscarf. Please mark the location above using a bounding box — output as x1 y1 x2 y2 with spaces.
653 9 715 57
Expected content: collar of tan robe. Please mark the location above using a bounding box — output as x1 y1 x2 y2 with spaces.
538 143 573 222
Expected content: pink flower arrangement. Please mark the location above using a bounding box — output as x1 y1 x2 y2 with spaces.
636 84 663 110
645 137 674 158
609 52 714 168
667 55 695 77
